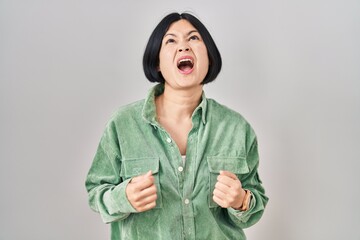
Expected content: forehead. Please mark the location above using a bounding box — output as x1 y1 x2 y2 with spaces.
165 19 198 35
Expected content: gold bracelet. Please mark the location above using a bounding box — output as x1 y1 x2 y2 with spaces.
240 190 252 211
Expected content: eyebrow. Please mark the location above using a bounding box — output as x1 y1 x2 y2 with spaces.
164 30 199 38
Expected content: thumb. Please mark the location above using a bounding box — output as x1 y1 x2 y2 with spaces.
130 170 152 183
220 170 238 180
145 170 152 177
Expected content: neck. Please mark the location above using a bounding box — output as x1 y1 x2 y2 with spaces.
156 84 203 122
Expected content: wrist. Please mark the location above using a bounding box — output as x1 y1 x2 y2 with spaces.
234 189 252 211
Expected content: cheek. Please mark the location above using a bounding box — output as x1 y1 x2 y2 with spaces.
197 49 209 67
193 44 209 63
159 50 173 68
158 53 175 78
196 48 210 78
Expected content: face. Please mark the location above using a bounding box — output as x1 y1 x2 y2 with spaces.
158 19 209 90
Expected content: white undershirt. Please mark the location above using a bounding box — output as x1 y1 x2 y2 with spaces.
181 155 186 165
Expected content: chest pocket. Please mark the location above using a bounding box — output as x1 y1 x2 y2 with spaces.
207 156 249 208
120 157 162 208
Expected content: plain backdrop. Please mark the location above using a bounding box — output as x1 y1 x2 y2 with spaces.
1 0 360 239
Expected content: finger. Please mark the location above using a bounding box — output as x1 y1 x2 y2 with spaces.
141 192 158 205
212 195 228 208
130 172 155 191
214 184 240 204
217 174 239 188
133 178 156 192
134 192 157 206
214 181 231 193
137 184 157 199
130 175 142 184
145 170 152 177
213 188 227 200
130 183 157 202
133 193 158 212
131 170 153 184
220 170 238 180
138 200 157 212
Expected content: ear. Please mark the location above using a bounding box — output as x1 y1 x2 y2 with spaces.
157 66 161 72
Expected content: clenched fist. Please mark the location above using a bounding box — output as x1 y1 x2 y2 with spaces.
125 170 158 212
212 170 246 209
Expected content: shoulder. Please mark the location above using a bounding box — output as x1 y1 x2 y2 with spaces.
207 98 257 137
207 98 248 124
108 99 145 123
111 99 145 119
206 98 259 154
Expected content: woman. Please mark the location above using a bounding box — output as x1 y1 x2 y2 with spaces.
86 12 268 240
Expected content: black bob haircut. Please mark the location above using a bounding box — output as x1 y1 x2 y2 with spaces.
143 12 222 84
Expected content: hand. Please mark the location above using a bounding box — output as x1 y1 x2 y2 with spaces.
212 170 246 209
125 170 157 212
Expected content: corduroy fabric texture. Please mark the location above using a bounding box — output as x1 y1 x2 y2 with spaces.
85 84 268 240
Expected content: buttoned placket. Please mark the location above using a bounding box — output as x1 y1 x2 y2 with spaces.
156 111 201 240
181 112 202 240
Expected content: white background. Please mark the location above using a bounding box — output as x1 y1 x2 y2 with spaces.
1 0 359 239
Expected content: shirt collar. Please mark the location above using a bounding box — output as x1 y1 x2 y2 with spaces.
142 84 207 126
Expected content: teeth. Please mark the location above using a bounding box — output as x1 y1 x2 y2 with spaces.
178 58 193 64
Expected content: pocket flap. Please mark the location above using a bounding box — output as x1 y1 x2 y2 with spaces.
207 156 249 174
121 157 159 178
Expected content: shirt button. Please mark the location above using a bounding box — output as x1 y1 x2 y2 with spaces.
178 166 183 172
184 199 190 205
166 137 172 143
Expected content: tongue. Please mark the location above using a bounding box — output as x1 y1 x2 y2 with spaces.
179 65 192 71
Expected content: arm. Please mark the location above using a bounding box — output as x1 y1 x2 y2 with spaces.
85 121 136 224
226 137 269 228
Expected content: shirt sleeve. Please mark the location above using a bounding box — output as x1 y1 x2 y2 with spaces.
85 120 137 224
226 135 269 228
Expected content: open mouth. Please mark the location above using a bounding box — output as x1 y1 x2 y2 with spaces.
177 58 194 73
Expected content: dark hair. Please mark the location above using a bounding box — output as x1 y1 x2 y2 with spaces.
143 12 222 84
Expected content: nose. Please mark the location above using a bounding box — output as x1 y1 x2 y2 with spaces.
178 46 190 52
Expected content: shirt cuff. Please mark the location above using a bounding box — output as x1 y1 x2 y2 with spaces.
104 178 138 215
228 191 256 222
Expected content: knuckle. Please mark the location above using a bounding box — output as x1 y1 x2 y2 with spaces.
230 191 238 198
213 189 218 195
134 194 143 202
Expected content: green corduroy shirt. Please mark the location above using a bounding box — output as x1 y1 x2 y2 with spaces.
85 84 268 240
